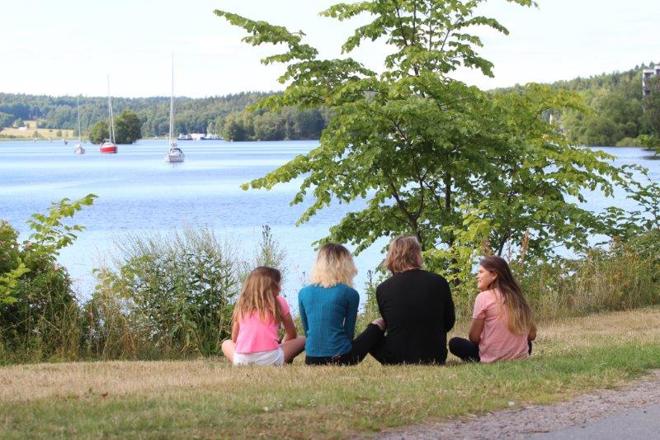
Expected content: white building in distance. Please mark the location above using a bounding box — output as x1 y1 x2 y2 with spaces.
642 66 660 97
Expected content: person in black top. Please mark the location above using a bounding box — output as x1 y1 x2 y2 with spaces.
369 235 455 365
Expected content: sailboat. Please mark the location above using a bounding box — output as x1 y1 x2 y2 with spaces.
165 58 184 163
74 96 85 155
100 76 118 154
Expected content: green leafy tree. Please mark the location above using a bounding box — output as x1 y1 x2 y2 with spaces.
221 112 249 141
0 112 13 128
216 0 645 283
642 76 660 137
89 120 109 144
114 110 142 144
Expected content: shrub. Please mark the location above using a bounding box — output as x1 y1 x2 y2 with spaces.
0 195 96 363
87 228 239 359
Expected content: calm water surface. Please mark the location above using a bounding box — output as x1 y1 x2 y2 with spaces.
0 140 657 306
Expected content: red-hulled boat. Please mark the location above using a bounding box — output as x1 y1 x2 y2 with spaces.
100 76 118 154
100 141 117 154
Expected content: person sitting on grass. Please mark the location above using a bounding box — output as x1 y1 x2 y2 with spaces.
221 266 305 366
298 243 386 365
449 256 537 363
369 235 456 365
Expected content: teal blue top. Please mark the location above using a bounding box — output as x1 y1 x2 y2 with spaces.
298 283 359 357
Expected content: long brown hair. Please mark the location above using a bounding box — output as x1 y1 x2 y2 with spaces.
479 256 533 335
384 235 423 274
233 266 283 324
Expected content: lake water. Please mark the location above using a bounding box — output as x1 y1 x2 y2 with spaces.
0 140 657 307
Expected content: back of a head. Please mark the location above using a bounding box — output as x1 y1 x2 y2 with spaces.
234 266 282 323
310 243 357 288
385 235 423 274
479 256 532 335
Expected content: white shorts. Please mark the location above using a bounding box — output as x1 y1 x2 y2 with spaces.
233 347 285 366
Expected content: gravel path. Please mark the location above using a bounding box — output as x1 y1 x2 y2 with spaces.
373 370 660 440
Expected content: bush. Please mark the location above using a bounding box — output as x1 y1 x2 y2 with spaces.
0 195 96 363
87 228 239 359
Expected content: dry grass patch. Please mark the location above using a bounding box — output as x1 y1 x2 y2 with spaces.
0 121 75 139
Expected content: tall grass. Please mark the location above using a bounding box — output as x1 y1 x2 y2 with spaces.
1 226 657 364
520 229 659 321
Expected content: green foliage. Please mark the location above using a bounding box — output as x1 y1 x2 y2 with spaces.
253 225 286 268
549 64 660 146
0 91 329 140
219 0 646 289
87 111 142 144
26 194 97 258
89 120 108 144
0 195 96 362
0 112 14 128
642 76 660 138
88 228 240 358
114 110 142 144
0 223 28 306
517 229 659 320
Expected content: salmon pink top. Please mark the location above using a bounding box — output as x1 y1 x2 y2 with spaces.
235 296 290 354
473 289 529 363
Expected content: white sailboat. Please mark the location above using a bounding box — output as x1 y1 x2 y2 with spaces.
74 96 85 155
100 76 118 154
165 58 184 163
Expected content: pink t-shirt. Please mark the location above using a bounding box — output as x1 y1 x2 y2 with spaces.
235 296 290 354
473 289 529 363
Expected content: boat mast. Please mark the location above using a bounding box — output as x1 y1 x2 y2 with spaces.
169 56 175 146
77 95 82 143
107 76 115 143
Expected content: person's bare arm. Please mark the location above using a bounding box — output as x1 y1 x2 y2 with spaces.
468 318 485 344
281 314 297 342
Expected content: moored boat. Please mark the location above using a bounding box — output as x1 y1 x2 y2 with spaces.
101 77 118 154
100 141 117 154
74 96 86 155
165 57 185 163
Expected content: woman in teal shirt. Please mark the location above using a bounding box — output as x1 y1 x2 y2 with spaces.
298 243 385 365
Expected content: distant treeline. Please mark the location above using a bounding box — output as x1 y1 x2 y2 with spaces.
0 92 330 141
1 63 658 145
549 63 660 147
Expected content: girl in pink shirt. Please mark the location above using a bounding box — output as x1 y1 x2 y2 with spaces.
449 256 536 363
221 267 305 366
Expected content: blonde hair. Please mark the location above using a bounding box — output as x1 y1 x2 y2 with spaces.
233 266 283 324
480 256 534 336
384 235 423 274
310 243 357 288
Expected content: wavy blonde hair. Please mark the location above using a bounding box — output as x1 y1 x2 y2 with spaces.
233 266 283 324
384 235 423 274
310 243 357 288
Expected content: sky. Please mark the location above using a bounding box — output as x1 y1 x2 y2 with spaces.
1 0 658 98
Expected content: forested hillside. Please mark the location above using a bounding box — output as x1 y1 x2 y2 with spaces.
0 92 329 141
550 63 659 147
1 63 658 145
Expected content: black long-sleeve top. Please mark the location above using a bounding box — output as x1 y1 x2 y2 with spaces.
376 269 455 364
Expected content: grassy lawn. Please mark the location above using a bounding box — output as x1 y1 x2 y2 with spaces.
1 307 659 439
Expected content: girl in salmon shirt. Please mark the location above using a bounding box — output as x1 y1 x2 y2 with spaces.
221 266 305 366
449 256 536 363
